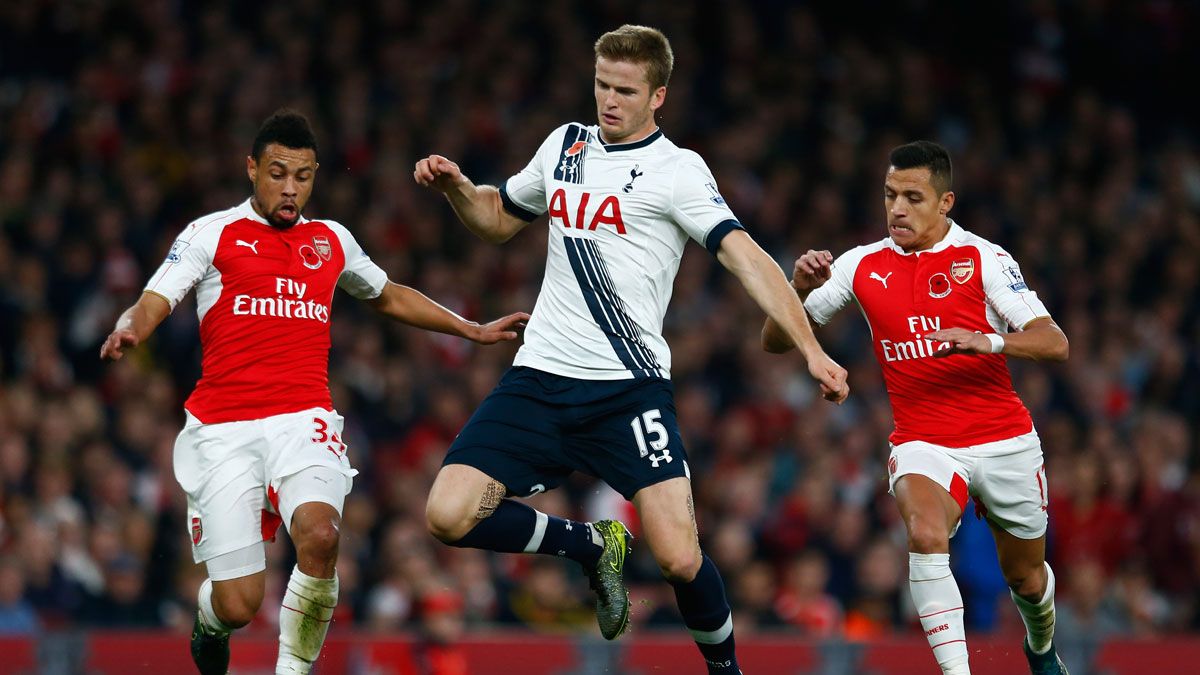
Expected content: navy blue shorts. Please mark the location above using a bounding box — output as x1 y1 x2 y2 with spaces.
444 367 690 500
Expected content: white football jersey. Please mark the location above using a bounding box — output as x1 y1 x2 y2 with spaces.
501 123 742 380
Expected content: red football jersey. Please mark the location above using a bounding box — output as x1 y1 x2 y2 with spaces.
805 222 1050 447
144 200 388 423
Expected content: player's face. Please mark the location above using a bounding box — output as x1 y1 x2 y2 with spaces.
246 144 318 229
884 166 955 252
594 57 666 144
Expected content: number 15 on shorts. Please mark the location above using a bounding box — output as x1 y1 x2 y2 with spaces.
631 409 672 468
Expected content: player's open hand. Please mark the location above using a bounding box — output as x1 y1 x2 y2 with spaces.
100 329 139 361
414 155 467 193
792 250 834 292
808 352 850 404
471 312 531 345
927 328 989 357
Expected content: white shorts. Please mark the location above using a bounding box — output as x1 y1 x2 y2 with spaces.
175 407 358 573
887 430 1048 540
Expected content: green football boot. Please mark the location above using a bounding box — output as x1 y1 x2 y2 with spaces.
190 612 231 675
583 519 634 640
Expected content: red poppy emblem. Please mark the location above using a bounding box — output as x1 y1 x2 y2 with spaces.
299 245 322 269
928 272 951 298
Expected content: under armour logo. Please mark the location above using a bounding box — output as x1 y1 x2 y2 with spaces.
870 271 893 288
236 239 259 254
622 165 644 193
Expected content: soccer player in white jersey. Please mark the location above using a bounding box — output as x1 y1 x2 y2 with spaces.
414 25 847 674
764 141 1070 675
100 110 528 675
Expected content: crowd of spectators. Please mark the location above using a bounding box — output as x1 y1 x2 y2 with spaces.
1 0 1198 655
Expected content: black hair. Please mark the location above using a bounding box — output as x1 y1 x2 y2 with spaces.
251 108 318 160
889 140 952 194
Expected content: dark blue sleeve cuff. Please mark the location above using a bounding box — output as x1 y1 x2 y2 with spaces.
499 183 541 222
704 219 745 254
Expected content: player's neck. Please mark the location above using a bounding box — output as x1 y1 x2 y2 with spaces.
599 124 659 146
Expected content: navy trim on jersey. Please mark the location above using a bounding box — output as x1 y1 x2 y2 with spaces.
563 237 663 379
600 129 664 152
553 124 590 184
499 184 540 222
704 219 745 254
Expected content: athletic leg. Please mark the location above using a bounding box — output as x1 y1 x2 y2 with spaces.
635 477 739 675
273 465 353 675
894 473 971 675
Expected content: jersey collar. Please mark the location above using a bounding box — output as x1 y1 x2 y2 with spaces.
596 127 663 152
884 219 965 256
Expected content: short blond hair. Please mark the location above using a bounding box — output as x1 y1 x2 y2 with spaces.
594 25 674 90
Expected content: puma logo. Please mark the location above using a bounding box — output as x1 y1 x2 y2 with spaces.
870 271 893 288
236 239 259 254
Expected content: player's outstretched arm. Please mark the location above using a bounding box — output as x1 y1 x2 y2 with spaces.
99 292 171 361
367 281 529 344
762 250 834 353
716 231 848 403
413 154 530 244
927 317 1069 362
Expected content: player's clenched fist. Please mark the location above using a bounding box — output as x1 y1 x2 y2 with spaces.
413 154 467 193
100 328 139 361
808 352 850 404
791 250 834 292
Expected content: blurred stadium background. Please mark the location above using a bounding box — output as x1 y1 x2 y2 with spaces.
2 1 1199 673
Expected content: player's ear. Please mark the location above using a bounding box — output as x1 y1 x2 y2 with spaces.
939 190 955 215
650 85 667 112
246 156 257 184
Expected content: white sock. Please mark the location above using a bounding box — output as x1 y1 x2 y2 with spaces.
276 566 338 674
197 578 232 635
1011 562 1056 655
909 553 970 675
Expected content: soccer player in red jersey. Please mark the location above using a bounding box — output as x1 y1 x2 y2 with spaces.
764 141 1070 675
101 110 528 675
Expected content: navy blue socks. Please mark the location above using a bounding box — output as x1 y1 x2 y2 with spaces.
448 499 603 567
671 555 740 674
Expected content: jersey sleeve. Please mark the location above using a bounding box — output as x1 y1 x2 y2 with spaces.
802 248 860 326
500 125 566 222
328 221 389 300
143 222 218 310
979 243 1051 330
668 152 744 254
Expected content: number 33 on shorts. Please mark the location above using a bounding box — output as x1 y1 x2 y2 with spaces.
631 409 672 468
312 417 347 458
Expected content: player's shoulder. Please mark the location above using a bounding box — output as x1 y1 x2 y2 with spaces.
951 224 1017 265
179 201 253 243
840 238 893 267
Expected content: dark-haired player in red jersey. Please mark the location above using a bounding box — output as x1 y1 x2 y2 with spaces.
101 109 528 675
764 141 1070 675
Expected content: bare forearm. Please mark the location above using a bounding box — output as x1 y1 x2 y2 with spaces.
999 320 1069 362
762 286 815 353
118 293 170 340
371 283 478 339
719 235 822 360
444 183 516 244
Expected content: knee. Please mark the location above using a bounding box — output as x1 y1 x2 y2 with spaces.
656 548 703 583
425 499 474 544
905 516 951 554
1004 562 1047 600
294 519 340 563
213 588 261 628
